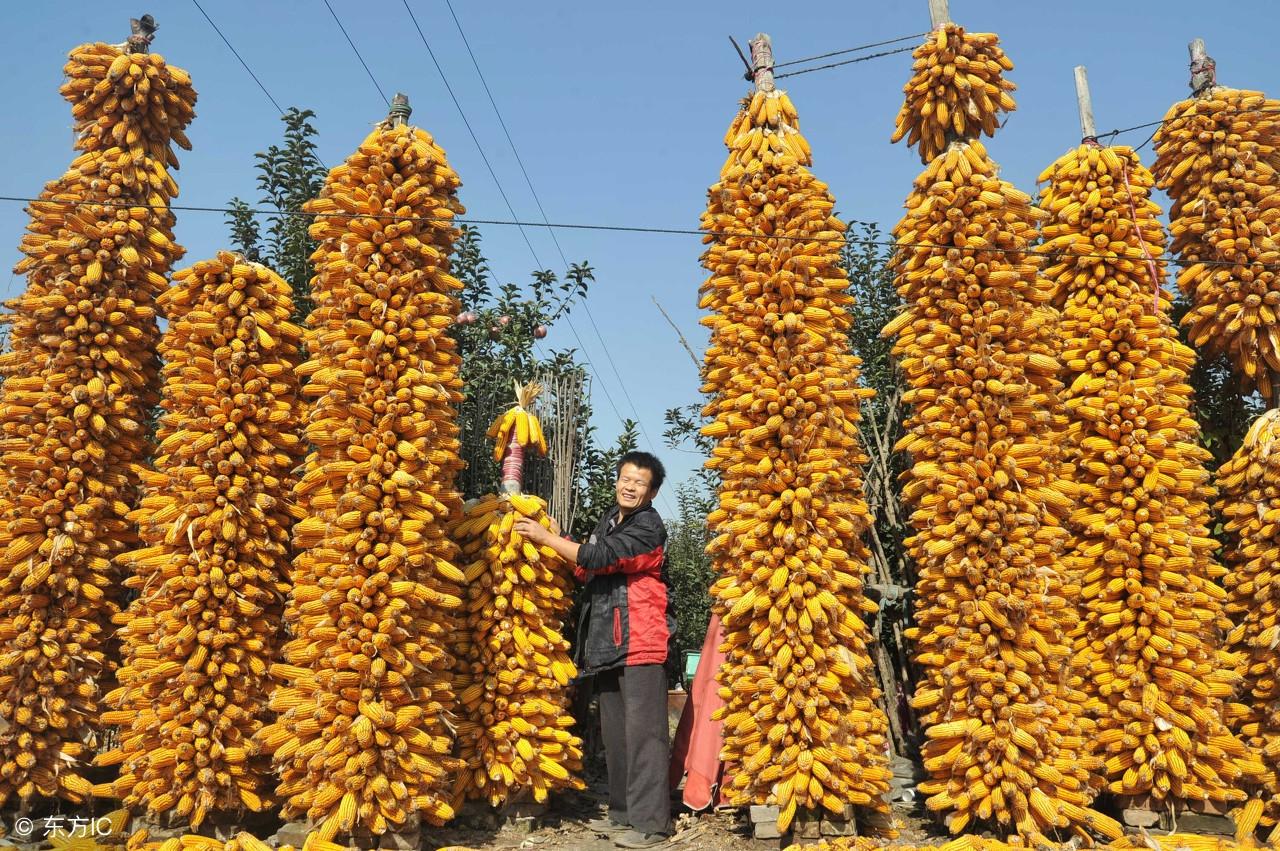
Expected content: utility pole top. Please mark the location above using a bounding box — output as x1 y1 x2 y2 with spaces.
928 0 951 29
1188 38 1217 96
1074 65 1097 143
749 33 776 93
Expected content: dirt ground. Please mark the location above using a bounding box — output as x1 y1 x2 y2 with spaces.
419 784 942 851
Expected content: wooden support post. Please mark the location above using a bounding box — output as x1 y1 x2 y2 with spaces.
388 92 412 127
928 0 950 29
1188 37 1217 95
1074 65 1097 142
748 33 775 93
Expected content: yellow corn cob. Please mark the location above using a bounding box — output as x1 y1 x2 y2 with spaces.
1039 141 1258 817
450 382 583 807
0 21 195 807
94 251 303 829
254 96 467 839
889 132 1118 841
1217 408 1280 840
1151 83 1280 402
890 23 1018 163
698 54 892 836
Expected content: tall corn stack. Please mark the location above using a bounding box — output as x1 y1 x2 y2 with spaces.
450 381 583 807
92 251 304 829
1216 409 1280 842
885 16 1120 843
0 15 195 806
1150 40 1280 402
697 34 893 835
1038 70 1262 818
254 94 468 842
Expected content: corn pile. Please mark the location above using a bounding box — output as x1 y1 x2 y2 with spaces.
697 76 893 834
125 832 276 851
886 137 1119 841
891 24 1017 163
0 30 195 806
254 98 468 841
1217 409 1280 842
1151 87 1280 401
92 251 304 828
451 382 582 807
1037 141 1261 812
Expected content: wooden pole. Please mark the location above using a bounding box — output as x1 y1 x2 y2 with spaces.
1074 65 1097 142
1188 37 1217 95
928 0 950 28
748 33 775 93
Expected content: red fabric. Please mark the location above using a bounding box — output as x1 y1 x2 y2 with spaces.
668 613 730 810
624 565 670 666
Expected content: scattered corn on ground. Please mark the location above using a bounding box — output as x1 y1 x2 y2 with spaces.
698 77 892 834
451 382 583 807
891 24 1017 163
0 33 195 806
1151 86 1280 401
254 100 468 841
1217 409 1280 843
783 835 1274 851
94 251 305 827
887 137 1118 841
1038 141 1262 811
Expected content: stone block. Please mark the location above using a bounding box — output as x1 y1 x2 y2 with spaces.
749 805 779 824
752 820 781 840
1122 808 1160 829
1163 812 1233 836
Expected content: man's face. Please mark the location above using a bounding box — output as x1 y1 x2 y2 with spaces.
615 462 656 513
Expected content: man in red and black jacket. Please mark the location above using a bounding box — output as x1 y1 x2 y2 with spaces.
516 451 675 849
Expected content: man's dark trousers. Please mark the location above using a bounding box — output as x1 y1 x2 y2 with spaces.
596 664 671 835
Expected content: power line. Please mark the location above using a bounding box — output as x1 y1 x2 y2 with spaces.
5 193 1280 272
773 32 929 70
774 45 917 79
403 0 674 518
438 0 671 481
321 0 390 106
189 0 285 115
399 0 543 269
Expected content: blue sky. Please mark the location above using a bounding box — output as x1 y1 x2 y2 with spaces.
3 2 1279 517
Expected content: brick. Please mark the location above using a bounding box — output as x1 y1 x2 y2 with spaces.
1122 808 1160 828
1163 813 1233 836
752 821 781 840
820 817 857 837
750 805 780 824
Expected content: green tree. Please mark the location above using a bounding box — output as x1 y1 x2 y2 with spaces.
225 107 326 323
447 225 597 503
665 479 714 661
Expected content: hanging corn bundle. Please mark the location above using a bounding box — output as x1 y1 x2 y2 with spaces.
697 35 892 835
254 94 468 842
93 251 304 828
450 381 583 807
887 133 1117 841
891 23 1017 164
1216 409 1280 842
1151 44 1280 402
1038 140 1262 813
0 16 195 806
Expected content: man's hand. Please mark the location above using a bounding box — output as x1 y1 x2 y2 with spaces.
514 517 550 545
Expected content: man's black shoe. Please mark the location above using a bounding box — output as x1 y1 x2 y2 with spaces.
614 829 669 848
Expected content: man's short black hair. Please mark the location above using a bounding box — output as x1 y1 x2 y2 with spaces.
616 450 666 492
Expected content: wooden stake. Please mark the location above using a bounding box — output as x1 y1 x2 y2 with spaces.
928 0 950 29
1074 65 1097 142
388 92 412 127
1188 37 1217 95
748 33 775 93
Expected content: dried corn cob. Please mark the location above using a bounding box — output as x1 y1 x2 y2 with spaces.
255 95 467 842
891 24 1017 164
1217 409 1280 842
887 137 1119 842
0 22 195 807
697 41 893 835
1152 82 1280 402
1038 141 1262 811
93 251 304 828
451 381 583 807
